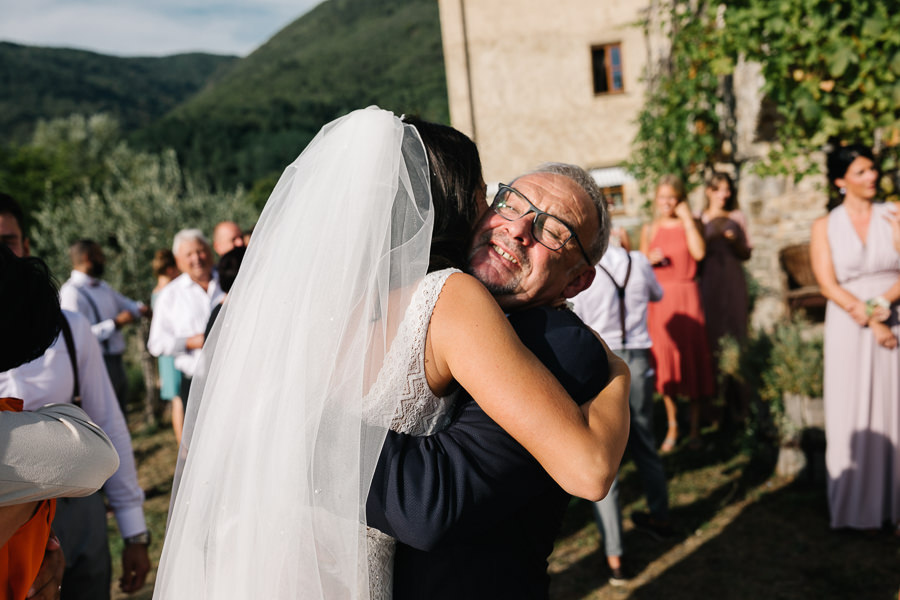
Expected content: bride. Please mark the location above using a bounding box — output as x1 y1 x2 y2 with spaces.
153 107 627 599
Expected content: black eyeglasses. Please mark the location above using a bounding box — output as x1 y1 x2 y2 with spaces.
490 183 593 265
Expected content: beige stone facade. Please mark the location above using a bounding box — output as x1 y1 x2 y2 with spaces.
438 1 831 328
438 0 658 185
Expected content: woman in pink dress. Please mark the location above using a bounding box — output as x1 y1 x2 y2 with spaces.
641 175 715 452
699 173 752 421
810 143 900 531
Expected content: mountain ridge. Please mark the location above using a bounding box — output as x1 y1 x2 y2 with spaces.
139 0 448 187
0 41 238 142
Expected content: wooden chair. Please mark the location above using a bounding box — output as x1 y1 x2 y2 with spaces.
779 242 826 321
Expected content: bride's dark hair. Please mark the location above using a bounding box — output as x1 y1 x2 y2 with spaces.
402 116 485 272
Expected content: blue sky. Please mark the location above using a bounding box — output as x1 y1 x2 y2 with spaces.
0 0 324 57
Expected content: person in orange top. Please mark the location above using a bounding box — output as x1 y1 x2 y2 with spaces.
0 244 118 600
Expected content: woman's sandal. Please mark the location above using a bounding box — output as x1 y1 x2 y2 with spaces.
660 422 678 454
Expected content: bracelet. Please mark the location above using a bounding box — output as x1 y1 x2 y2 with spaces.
123 531 151 545
865 296 890 317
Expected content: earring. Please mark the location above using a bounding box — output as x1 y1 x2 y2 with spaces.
839 187 846 195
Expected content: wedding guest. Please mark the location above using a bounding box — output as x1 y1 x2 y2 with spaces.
0 244 118 600
0 198 151 599
212 221 244 258
698 172 752 421
204 246 246 338
368 161 629 599
151 249 183 443
60 240 150 413
810 142 900 531
0 193 29 258
640 175 714 451
573 237 672 584
886 206 900 253
147 229 223 411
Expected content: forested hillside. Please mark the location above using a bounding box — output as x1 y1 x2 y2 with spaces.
137 0 448 188
1 0 448 225
0 42 236 142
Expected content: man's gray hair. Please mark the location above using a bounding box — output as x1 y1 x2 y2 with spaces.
526 162 610 265
172 228 211 256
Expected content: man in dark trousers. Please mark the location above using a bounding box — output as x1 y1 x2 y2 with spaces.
367 163 631 599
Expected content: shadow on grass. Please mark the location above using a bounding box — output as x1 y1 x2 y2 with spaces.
551 423 900 600
551 427 778 599
626 475 900 600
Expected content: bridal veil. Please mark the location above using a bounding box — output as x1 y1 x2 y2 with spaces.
153 107 433 599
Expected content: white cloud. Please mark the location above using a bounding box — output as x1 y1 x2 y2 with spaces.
0 0 323 56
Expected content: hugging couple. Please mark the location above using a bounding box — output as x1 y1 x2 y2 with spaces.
153 107 630 599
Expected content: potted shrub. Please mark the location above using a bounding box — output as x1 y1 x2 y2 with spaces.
758 316 825 477
717 314 824 477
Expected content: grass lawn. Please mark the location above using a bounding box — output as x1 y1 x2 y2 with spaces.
549 423 900 599
110 403 900 599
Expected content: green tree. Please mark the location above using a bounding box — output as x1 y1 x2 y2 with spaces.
18 115 258 301
733 0 900 176
0 114 124 221
626 1 734 192
627 0 900 190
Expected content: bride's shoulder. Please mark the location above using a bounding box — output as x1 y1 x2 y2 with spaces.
436 271 495 304
430 272 507 340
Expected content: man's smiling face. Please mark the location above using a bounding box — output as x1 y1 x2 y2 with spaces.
467 172 598 311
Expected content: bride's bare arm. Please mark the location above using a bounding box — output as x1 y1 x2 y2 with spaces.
579 330 631 461
426 273 629 501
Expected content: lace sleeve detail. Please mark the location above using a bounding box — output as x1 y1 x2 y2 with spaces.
363 268 460 435
364 268 460 599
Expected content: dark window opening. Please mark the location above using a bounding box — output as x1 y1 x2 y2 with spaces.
592 43 624 95
602 185 625 213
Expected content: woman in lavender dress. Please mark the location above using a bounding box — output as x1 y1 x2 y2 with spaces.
810 143 900 531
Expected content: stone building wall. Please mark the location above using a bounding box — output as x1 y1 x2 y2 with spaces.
617 58 830 331
438 2 830 330
437 0 664 184
728 59 829 330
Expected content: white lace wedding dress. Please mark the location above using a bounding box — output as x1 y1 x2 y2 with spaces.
363 267 460 599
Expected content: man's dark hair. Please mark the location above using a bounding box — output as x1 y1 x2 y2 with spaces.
218 246 246 294
0 244 63 371
402 116 485 273
826 142 877 210
0 192 26 235
69 239 100 266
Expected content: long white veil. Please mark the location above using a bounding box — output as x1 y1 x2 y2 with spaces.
153 107 433 599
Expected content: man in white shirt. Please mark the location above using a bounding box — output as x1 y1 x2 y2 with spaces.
0 197 151 599
148 229 223 414
60 240 149 413
0 242 120 599
572 240 672 583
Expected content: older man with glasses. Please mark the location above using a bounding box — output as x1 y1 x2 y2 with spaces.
367 162 630 600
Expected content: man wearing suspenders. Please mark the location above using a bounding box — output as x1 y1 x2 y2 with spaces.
59 240 149 415
572 239 673 583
